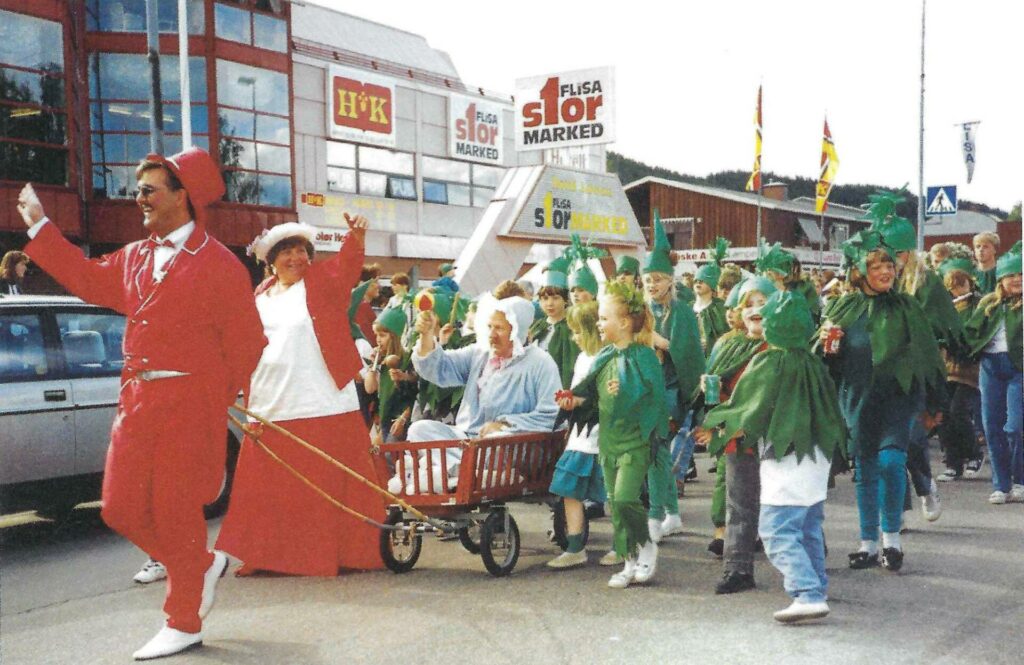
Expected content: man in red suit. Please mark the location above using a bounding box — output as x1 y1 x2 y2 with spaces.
17 147 267 660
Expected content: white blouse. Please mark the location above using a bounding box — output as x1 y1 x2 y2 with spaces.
247 280 359 422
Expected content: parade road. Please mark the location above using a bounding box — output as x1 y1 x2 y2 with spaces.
2 446 1022 665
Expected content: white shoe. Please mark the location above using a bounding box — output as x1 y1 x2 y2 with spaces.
647 518 664 544
546 549 587 569
607 558 636 589
989 490 1008 505
921 480 942 522
1009 484 1024 503
660 513 684 537
133 625 203 660
133 559 167 584
599 550 624 567
634 540 658 583
773 600 830 624
198 551 228 620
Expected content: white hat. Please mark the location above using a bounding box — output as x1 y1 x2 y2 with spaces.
247 222 317 263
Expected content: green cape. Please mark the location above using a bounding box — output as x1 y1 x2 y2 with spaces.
703 347 846 462
528 317 581 389
563 343 669 445
691 332 765 405
377 350 417 425
348 280 373 341
996 241 1023 279
697 298 729 356
651 298 706 417
821 290 946 396
904 266 967 357
787 278 822 322
965 294 1023 371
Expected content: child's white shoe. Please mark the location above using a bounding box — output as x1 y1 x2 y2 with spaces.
660 513 684 537
634 540 658 583
647 518 664 544
607 558 636 589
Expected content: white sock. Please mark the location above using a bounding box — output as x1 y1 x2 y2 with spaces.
859 540 878 555
882 532 901 550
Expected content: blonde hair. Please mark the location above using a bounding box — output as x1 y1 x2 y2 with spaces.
372 322 404 358
602 289 654 348
973 232 1000 249
566 301 604 356
982 282 1023 317
897 250 927 296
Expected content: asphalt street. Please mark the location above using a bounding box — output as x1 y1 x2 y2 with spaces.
2 444 1022 665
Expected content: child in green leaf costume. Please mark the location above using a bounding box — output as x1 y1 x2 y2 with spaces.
364 308 418 446
529 254 580 390
693 237 731 356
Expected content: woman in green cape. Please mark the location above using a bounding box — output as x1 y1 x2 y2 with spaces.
819 230 945 572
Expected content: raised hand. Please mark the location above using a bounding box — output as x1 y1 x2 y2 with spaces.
17 183 45 227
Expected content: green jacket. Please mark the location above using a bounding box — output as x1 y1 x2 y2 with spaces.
696 298 730 356
964 294 1023 371
529 317 580 389
650 298 705 420
377 350 417 426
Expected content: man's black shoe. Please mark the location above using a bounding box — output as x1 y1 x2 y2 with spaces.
847 551 879 569
881 547 904 571
714 571 755 595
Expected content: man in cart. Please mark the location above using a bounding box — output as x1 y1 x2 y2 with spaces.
401 294 562 487
16 147 266 661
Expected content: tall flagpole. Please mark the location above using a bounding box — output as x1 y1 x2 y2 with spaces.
916 0 927 251
178 0 191 147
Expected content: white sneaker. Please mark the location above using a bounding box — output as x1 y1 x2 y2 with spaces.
1009 484 1024 503
634 540 658 583
133 559 167 585
133 625 203 660
599 550 624 567
964 453 985 478
198 551 228 620
772 600 830 624
607 558 636 589
546 549 587 569
647 518 664 544
921 480 942 522
989 490 1008 505
660 513 684 537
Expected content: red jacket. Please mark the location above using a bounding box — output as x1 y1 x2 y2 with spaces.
26 221 266 402
254 230 365 390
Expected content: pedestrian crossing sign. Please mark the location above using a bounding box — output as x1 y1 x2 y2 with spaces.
925 186 957 216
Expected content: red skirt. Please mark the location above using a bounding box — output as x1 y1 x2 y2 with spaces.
216 411 386 575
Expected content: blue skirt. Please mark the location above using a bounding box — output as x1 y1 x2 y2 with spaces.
549 450 607 503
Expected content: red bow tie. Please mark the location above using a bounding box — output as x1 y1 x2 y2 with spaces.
145 236 176 250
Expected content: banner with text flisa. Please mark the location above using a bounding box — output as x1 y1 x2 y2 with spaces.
515 67 615 151
327 65 396 147
449 94 503 165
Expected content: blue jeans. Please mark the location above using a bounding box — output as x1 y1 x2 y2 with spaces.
855 448 907 540
906 420 933 497
669 412 696 482
979 352 1024 492
759 502 828 604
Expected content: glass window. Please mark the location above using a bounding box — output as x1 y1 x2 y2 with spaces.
218 106 254 139
423 180 446 205
359 172 387 197
447 183 471 207
216 60 287 115
253 13 287 53
472 164 504 187
0 106 66 143
422 156 470 183
388 177 416 200
256 143 289 174
223 169 258 204
1 67 66 108
220 137 256 170
256 114 290 145
326 141 355 168
55 312 126 378
359 146 414 176
473 186 495 208
86 0 205 35
327 166 356 193
0 313 48 382
215 3 251 44
0 10 64 73
90 54 207 104
259 174 292 207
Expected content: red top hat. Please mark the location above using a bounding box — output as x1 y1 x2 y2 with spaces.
144 147 225 225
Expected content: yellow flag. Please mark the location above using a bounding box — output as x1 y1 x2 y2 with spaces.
745 86 762 192
815 118 839 213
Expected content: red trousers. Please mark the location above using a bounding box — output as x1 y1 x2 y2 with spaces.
101 377 226 633
216 411 385 575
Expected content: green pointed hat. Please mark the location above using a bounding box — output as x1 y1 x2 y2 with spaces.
863 188 916 252
566 234 607 296
937 257 976 279
737 275 778 305
694 237 730 289
375 307 407 337
760 290 814 350
643 209 675 275
996 241 1023 279
615 254 640 277
755 241 794 277
542 253 571 289
348 280 373 341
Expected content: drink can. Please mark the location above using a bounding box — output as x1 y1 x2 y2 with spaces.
703 374 721 405
823 325 843 355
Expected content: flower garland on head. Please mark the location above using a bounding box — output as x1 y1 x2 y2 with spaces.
604 280 646 316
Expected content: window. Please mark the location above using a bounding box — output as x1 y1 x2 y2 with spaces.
217 59 292 207
215 2 287 53
0 10 68 185
326 141 415 201
422 156 501 207
86 0 205 34
0 313 48 382
55 311 126 378
89 53 209 199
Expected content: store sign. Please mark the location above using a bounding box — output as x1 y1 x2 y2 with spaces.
514 66 615 151
449 94 503 164
675 246 843 267
327 65 396 147
504 167 643 245
311 226 349 253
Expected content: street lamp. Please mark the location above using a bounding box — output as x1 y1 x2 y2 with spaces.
237 75 258 200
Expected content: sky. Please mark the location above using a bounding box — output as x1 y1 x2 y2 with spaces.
309 0 1021 214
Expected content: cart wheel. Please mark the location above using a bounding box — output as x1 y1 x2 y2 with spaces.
479 509 520 577
379 508 422 574
552 499 591 552
458 520 482 554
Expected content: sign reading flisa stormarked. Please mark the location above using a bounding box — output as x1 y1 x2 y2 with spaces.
449 94 503 165
515 67 615 151
327 65 396 147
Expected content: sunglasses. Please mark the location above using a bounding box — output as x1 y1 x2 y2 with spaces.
133 184 168 199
